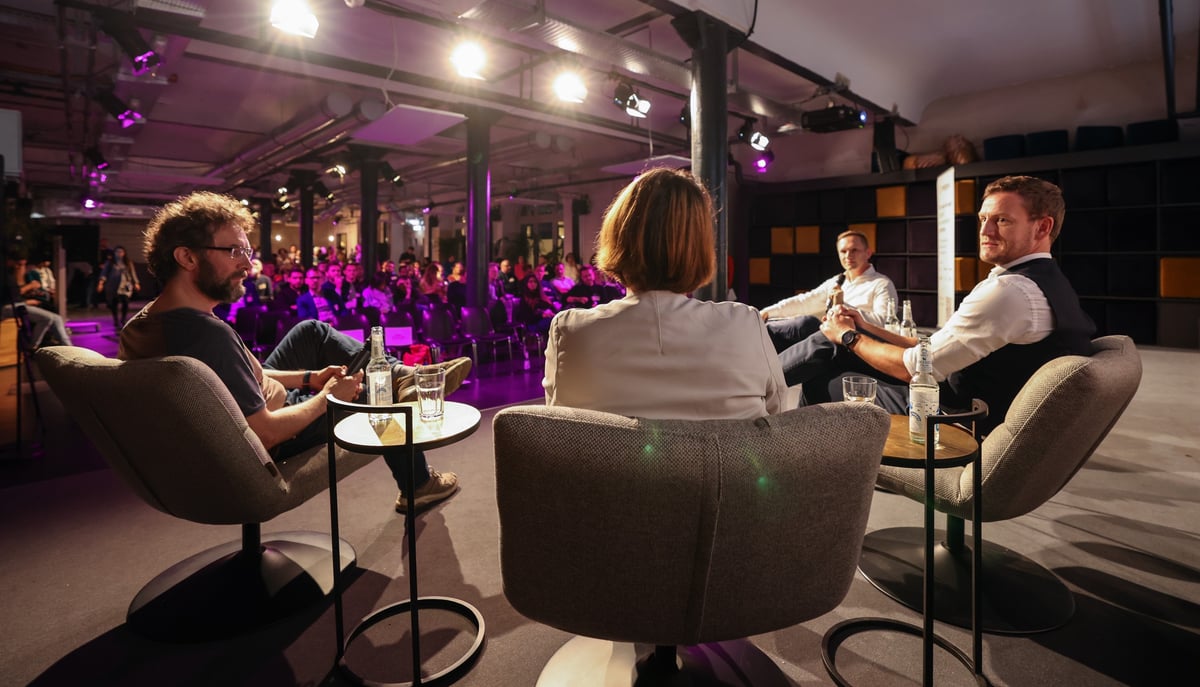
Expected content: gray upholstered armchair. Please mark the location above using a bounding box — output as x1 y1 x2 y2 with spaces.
860 335 1143 634
34 346 379 641
493 402 891 685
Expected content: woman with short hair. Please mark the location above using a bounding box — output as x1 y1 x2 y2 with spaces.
543 168 785 419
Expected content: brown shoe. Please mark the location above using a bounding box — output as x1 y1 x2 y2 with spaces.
395 357 472 402
394 469 459 512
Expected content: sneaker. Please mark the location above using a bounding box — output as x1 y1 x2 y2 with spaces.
395 469 459 512
395 357 473 402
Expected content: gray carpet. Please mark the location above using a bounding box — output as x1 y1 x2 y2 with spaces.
1 348 1198 686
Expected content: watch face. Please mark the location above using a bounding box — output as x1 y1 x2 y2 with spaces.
842 330 857 347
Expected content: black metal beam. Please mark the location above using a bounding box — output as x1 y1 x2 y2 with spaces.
1159 0 1177 119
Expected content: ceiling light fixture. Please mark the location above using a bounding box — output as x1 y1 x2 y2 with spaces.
738 119 769 151
450 40 486 80
311 180 334 201
270 0 319 39
612 81 651 118
380 162 405 187
99 11 162 75
95 89 144 128
749 131 770 151
754 150 775 173
552 70 587 104
84 147 109 171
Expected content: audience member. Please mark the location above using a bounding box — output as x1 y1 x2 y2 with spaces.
98 245 140 328
272 268 303 313
297 268 338 323
563 265 603 308
544 168 786 418
417 263 448 304
361 271 397 315
514 274 555 340
3 253 71 347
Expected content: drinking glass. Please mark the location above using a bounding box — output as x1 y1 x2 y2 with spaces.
415 366 446 421
843 376 878 404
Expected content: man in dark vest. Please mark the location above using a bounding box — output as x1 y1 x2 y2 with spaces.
816 175 1094 434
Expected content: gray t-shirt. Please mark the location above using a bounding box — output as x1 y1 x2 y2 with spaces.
119 303 274 417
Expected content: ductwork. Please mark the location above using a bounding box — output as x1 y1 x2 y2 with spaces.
214 95 386 191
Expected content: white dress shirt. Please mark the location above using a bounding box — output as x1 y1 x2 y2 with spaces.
760 265 898 326
544 290 787 420
902 253 1056 380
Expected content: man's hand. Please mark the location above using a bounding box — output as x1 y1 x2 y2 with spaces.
309 365 346 391
323 370 363 402
820 309 858 344
829 304 865 329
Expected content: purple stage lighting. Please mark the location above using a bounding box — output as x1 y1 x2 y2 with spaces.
82 197 100 210
754 150 776 173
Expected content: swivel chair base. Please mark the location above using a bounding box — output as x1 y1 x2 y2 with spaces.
535 637 792 687
128 528 355 642
858 526 1074 635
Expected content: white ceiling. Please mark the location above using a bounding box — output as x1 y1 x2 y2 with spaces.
0 0 1194 217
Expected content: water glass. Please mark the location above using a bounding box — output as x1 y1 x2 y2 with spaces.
843 376 878 404
415 366 446 421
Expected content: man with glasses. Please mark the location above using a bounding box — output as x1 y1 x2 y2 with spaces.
815 176 1094 435
119 191 471 512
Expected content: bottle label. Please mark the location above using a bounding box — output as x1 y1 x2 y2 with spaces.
908 386 940 444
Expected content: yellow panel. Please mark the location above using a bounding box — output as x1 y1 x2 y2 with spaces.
977 259 993 282
876 186 907 217
955 257 980 291
1161 257 1200 298
847 223 877 251
0 318 15 367
795 225 821 254
770 226 794 254
955 179 977 214
749 257 771 285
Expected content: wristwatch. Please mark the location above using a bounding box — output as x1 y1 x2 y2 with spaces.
841 330 860 350
302 370 312 389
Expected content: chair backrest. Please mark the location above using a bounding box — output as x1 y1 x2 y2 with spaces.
459 305 494 337
420 307 458 340
33 346 370 525
334 312 368 340
970 335 1142 521
493 403 890 646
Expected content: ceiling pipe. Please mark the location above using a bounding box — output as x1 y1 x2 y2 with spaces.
1158 0 1177 119
221 97 387 191
207 91 355 181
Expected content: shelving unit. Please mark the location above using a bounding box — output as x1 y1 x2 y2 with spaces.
744 140 1200 347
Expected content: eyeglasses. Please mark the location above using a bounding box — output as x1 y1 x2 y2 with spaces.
199 245 254 261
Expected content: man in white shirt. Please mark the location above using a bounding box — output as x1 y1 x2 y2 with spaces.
817 176 1094 434
761 230 897 386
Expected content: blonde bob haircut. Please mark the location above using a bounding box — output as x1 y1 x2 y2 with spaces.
595 168 716 294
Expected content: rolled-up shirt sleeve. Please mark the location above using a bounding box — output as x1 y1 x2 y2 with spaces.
902 272 1054 381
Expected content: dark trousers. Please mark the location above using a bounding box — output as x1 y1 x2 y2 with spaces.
264 320 430 492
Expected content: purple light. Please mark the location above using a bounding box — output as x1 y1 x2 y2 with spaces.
133 51 161 75
755 158 768 171
82 198 99 210
422 206 431 214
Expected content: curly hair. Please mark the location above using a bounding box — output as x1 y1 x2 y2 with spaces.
143 192 255 285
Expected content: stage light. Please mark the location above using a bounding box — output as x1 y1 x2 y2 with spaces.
553 70 587 103
450 40 486 80
326 161 350 179
311 180 334 201
270 0 319 38
100 11 162 75
380 162 404 187
749 131 770 151
801 104 868 133
84 147 109 171
754 150 775 173
277 185 289 195
81 196 101 210
95 89 144 128
612 82 651 118
679 105 690 126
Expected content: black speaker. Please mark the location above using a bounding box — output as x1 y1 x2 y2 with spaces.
489 205 502 222
873 116 900 173
571 196 591 215
429 215 439 228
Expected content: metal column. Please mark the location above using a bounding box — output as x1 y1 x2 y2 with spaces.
465 108 499 309
357 152 381 274
673 11 738 302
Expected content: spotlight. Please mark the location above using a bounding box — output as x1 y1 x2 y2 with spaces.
552 70 587 103
737 119 769 151
380 162 404 187
270 0 319 38
801 104 869 133
749 131 770 151
81 196 102 210
679 105 690 127
450 40 486 80
84 147 108 171
95 89 144 128
99 11 161 75
754 150 775 173
277 185 289 196
612 82 651 118
326 161 351 179
311 180 334 201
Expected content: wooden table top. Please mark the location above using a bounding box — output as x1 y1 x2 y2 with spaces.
882 415 979 468
333 401 482 453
